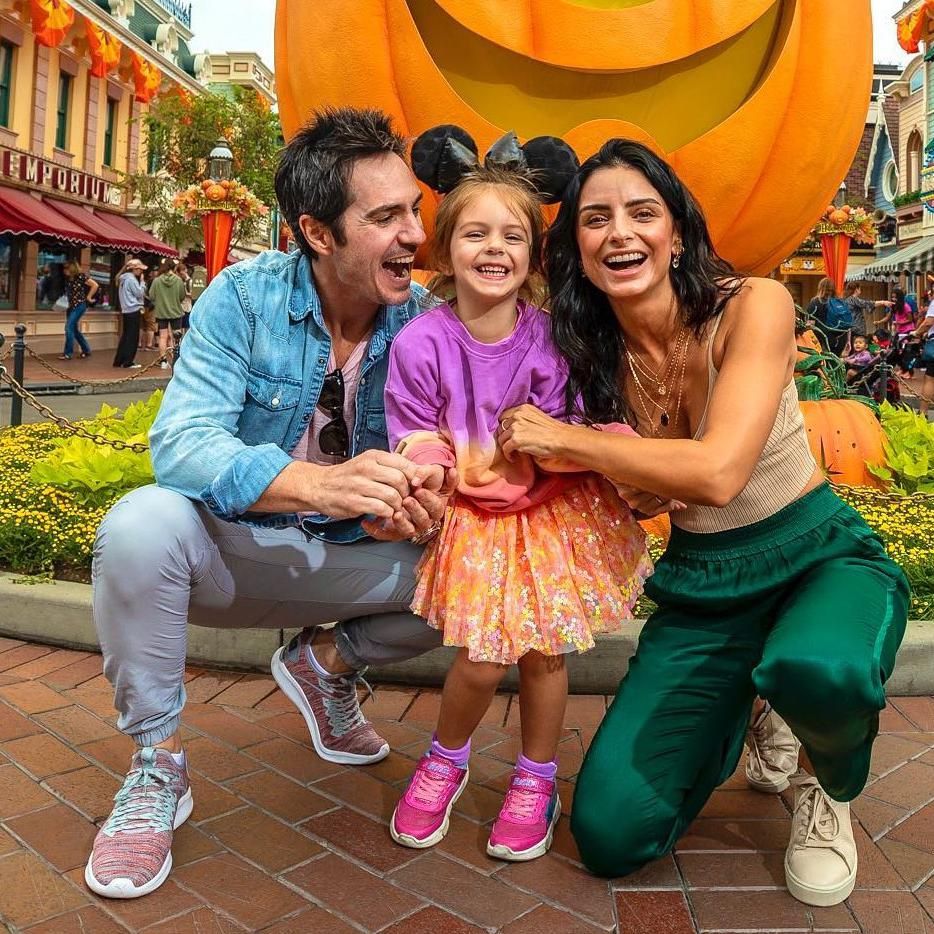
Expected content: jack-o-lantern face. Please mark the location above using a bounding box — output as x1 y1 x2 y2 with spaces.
276 0 871 275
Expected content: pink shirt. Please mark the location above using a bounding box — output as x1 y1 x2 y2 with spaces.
291 336 369 466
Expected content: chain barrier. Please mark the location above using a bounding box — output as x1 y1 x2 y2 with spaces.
891 370 934 407
0 366 149 452
23 344 173 386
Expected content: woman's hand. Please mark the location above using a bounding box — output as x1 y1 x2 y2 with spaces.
612 482 686 519
498 405 576 462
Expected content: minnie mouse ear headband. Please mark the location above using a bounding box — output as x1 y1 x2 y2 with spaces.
410 124 580 204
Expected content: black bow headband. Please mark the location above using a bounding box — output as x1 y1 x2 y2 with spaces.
411 125 580 204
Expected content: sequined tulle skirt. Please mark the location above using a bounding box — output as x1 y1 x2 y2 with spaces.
412 475 653 664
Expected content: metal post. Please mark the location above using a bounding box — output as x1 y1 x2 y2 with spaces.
10 323 25 427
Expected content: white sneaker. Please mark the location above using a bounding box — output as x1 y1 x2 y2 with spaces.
745 704 800 793
784 773 857 907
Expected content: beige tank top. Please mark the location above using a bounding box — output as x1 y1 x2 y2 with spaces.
673 314 817 533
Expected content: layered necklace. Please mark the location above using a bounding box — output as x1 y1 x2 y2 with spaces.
624 297 692 436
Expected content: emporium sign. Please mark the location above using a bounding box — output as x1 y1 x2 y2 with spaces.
0 146 121 206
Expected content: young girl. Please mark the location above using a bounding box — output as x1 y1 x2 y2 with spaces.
385 132 652 862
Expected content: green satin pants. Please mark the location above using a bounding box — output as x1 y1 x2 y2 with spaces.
572 483 909 878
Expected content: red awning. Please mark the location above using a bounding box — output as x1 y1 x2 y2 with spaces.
0 187 94 244
45 197 143 252
92 209 177 258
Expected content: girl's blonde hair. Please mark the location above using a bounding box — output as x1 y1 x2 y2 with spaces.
426 167 546 305
816 277 836 301
63 261 81 278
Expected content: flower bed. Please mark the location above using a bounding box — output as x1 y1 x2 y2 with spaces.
1 395 933 617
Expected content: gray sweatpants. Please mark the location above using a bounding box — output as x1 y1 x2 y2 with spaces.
92 484 441 746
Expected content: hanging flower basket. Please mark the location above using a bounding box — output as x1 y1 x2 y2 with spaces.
171 179 268 222
810 204 877 247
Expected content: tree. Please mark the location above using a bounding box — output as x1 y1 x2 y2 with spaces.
124 87 282 248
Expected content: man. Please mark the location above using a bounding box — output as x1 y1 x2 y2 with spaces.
113 259 146 368
85 108 450 899
842 282 891 339
149 259 187 369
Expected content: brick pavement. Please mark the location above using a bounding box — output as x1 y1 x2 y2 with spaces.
0 637 932 932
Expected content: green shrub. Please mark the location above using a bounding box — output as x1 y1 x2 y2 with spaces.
867 402 934 494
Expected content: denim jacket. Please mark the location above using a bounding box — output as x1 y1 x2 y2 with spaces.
149 249 424 543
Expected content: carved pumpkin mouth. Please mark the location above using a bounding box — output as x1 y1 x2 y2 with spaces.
403 0 789 151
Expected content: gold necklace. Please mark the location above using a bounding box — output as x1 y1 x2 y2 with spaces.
625 295 681 397
626 329 692 435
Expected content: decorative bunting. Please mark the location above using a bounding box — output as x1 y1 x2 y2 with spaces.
85 19 121 78
130 52 161 103
30 0 75 48
898 0 934 54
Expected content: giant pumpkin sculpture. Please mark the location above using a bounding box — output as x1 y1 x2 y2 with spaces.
275 0 872 275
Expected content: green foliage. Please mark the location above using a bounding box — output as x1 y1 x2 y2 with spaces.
892 190 922 208
29 392 162 508
866 402 934 494
124 87 282 247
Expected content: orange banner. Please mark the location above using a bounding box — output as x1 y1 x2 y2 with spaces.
85 19 121 78
130 52 161 104
31 0 74 48
201 210 235 284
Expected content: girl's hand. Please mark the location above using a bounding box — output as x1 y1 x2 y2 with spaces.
498 405 573 462
410 463 447 493
612 482 686 518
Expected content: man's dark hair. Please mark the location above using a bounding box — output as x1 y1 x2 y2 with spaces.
275 107 407 261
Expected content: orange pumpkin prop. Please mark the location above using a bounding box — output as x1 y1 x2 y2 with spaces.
275 0 872 276
799 399 886 489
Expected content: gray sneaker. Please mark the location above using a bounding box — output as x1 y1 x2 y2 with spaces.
271 632 389 765
746 704 800 793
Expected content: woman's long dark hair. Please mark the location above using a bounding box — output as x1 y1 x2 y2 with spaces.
893 288 906 318
546 139 744 423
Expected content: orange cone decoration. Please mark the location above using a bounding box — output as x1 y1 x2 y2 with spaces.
130 52 162 103
820 233 851 296
31 0 74 48
202 211 235 284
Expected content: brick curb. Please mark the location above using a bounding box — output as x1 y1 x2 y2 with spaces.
1 571 932 694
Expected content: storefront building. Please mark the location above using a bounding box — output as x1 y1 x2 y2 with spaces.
0 0 205 352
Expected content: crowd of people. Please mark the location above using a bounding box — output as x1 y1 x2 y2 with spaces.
805 276 934 415
53 257 194 367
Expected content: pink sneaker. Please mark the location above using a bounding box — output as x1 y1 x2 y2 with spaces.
271 634 389 765
85 747 192 898
487 769 561 861
391 754 469 848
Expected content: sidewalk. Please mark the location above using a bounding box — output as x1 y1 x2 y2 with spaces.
0 640 932 932
10 348 173 390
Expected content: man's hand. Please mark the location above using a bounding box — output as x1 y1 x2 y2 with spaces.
363 466 457 542
612 481 686 519
310 450 425 520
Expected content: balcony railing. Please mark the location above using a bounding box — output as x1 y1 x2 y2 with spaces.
151 0 192 29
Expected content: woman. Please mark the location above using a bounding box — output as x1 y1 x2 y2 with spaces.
806 277 850 355
498 140 909 906
60 260 98 360
113 259 146 368
176 262 194 334
148 258 186 369
912 300 934 417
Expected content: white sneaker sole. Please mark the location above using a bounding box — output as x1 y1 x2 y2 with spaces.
784 856 857 907
270 646 389 765
487 797 562 862
84 787 193 899
746 771 792 794
390 769 469 849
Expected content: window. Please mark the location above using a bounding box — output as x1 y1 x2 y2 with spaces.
0 41 13 128
36 243 76 309
0 235 19 309
883 160 900 203
147 120 166 173
910 68 924 94
103 97 117 167
55 72 71 150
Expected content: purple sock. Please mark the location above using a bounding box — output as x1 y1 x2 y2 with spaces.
429 734 470 768
517 752 557 781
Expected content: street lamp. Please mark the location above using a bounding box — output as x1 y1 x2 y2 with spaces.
207 138 233 181
835 181 848 208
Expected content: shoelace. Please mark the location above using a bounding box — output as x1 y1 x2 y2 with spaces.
408 762 457 808
314 671 374 737
101 757 178 837
793 782 841 849
501 784 546 824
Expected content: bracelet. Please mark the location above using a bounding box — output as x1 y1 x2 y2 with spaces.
410 520 443 545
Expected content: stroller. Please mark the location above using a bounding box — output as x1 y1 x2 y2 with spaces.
847 343 901 404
